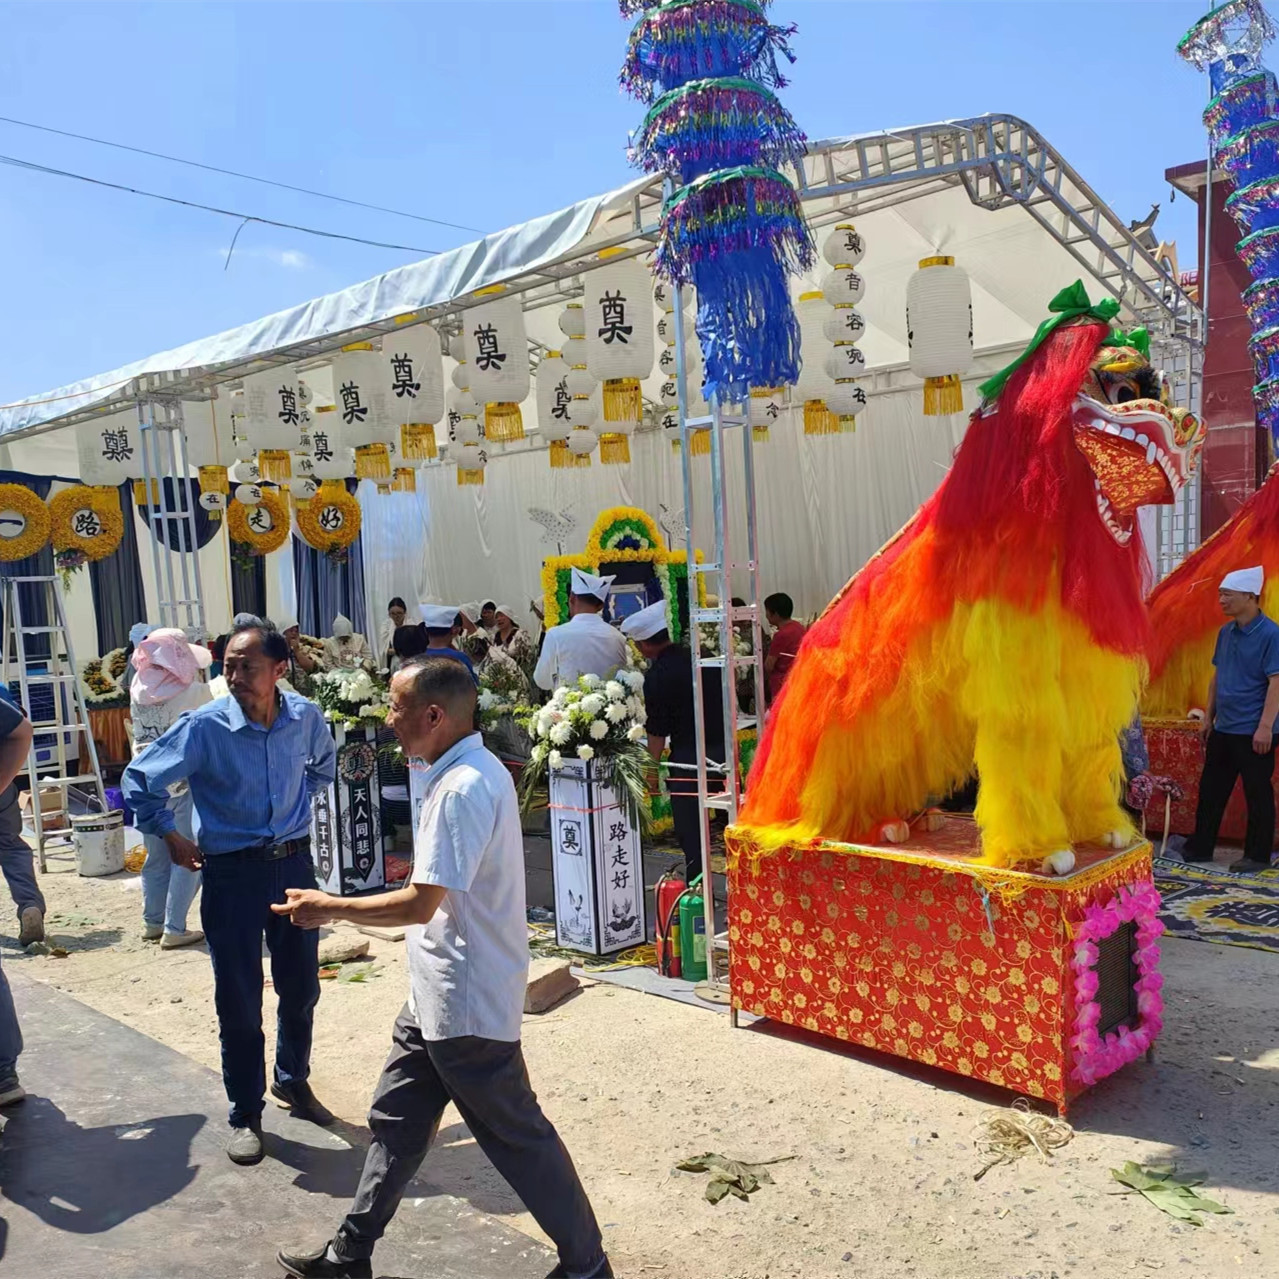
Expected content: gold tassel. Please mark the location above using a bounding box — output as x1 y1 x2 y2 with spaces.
355 443 391 480
838 417 858 435
198 464 229 496
923 374 963 416
457 468 485 486
484 402 525 442
803 400 840 435
401 423 438 460
549 439 573 469
689 428 711 456
670 437 682 455
603 378 642 422
393 467 416 493
257 449 292 482
375 482 392 495
753 425 770 443
599 433 631 465
132 479 160 505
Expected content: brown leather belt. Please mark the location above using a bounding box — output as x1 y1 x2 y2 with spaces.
230 837 311 861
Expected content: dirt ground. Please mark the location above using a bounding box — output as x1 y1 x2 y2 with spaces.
6 850 1279 1279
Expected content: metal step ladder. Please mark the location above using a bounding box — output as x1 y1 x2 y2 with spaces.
0 576 108 871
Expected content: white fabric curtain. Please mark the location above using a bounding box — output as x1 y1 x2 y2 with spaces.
358 481 433 650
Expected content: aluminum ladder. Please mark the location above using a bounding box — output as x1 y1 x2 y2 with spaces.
0 576 108 871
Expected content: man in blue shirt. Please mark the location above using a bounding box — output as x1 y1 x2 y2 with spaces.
123 619 338 1166
419 603 476 680
1184 566 1279 873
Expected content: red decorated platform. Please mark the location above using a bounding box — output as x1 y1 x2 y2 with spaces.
1142 717 1279 845
726 817 1161 1114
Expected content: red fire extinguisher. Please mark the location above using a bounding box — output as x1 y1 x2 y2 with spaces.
654 871 685 978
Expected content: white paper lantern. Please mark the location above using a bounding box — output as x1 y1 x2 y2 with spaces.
289 476 318 500
455 443 487 486
796 292 838 434
658 377 679 407
821 266 866 307
291 451 317 478
567 427 598 456
234 436 256 462
308 406 354 481
826 380 867 423
748 387 787 438
536 353 573 435
77 410 139 487
583 254 655 426
824 346 867 380
823 308 866 344
560 336 596 399
384 323 445 427
180 397 235 505
822 222 866 269
330 344 395 477
454 417 482 446
242 368 305 482
906 256 973 416
464 289 529 441
235 483 263 507
199 492 226 514
450 362 470 392
656 311 693 346
558 304 586 339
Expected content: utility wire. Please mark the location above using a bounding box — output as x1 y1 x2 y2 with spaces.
0 113 482 234
0 152 441 256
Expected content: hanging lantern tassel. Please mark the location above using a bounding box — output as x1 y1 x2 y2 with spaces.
907 256 974 417
401 423 438 461
803 401 839 435
199 464 229 496
602 377 643 422
549 439 573 469
393 467 417 493
257 449 292 482
599 432 631 465
457 467 485 487
132 479 161 505
355 443 392 480
689 428 712 456
484 402 525 443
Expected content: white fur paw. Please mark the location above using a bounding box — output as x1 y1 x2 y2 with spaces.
879 820 911 845
914 810 946 833
1039 850 1077 876
1103 830 1127 849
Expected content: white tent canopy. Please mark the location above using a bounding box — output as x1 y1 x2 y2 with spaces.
0 114 1201 655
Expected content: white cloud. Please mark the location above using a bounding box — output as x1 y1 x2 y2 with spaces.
212 244 312 270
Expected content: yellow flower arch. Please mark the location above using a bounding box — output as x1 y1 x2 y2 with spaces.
49 485 124 562
227 487 290 555
295 482 361 557
0 484 51 563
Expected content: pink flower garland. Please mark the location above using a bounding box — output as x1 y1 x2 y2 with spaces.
1068 880 1164 1088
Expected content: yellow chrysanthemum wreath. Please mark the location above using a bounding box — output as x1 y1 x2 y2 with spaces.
227 487 290 556
49 485 124 570
295 482 361 564
0 483 51 563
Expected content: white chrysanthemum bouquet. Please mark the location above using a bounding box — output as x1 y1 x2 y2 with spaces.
313 667 389 730
518 670 651 833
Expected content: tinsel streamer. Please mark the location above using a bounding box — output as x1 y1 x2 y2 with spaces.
618 0 778 15
621 0 798 103
1244 277 1279 328
1238 225 1279 279
1179 0 1277 89
1226 174 1279 232
632 76 808 181
1255 374 1279 438
1251 325 1279 381
1217 118 1279 184
1204 71 1279 141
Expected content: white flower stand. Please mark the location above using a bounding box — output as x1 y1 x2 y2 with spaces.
549 757 645 956
311 722 386 896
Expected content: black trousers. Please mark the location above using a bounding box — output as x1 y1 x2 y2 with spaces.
334 1007 604 1272
1185 730 1277 863
669 758 725 885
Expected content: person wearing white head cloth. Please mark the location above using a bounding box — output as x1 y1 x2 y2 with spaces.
493 603 538 684
622 601 726 884
533 568 628 692
323 614 373 672
1183 565 1279 872
419 604 476 679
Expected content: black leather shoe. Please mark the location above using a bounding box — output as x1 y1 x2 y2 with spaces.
271 1080 335 1127
544 1258 614 1279
226 1123 264 1165
276 1242 371 1278
1229 857 1273 874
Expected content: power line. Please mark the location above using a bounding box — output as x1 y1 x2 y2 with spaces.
0 113 482 235
0 152 440 257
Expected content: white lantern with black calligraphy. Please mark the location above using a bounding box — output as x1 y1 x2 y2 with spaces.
464 287 529 443
308 406 354 481
181 397 235 520
330 344 395 479
796 291 838 435
906 255 973 416
384 321 445 461
456 443 487 487
447 389 482 446
583 252 654 462
822 221 866 270
242 368 305 482
537 352 575 469
77 410 138 487
748 387 787 442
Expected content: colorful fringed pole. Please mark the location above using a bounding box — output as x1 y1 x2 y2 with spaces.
620 0 813 406
1179 0 1279 450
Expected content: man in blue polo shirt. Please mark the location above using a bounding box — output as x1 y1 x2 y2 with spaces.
1184 566 1279 873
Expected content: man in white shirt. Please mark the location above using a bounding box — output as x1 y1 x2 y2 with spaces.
271 657 611 1279
533 568 628 692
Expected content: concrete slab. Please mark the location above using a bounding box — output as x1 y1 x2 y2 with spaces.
0 972 553 1279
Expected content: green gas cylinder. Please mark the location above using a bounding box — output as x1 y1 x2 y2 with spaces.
678 875 708 983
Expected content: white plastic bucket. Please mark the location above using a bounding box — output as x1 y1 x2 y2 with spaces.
71 810 125 877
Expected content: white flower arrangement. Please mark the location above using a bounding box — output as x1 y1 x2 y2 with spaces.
312 667 389 730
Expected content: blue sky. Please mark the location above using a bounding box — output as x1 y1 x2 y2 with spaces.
0 0 1211 403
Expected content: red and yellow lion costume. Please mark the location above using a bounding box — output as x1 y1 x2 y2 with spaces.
739 285 1205 867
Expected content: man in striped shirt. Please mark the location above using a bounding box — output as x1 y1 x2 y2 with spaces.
123 618 337 1167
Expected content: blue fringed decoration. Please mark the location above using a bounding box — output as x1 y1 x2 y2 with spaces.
631 76 808 182
1227 175 1279 232
1204 71 1279 143
621 0 798 102
1244 277 1279 328
1218 119 1279 185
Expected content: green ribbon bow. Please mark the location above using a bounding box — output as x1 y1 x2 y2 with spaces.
1101 325 1150 360
977 281 1126 404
